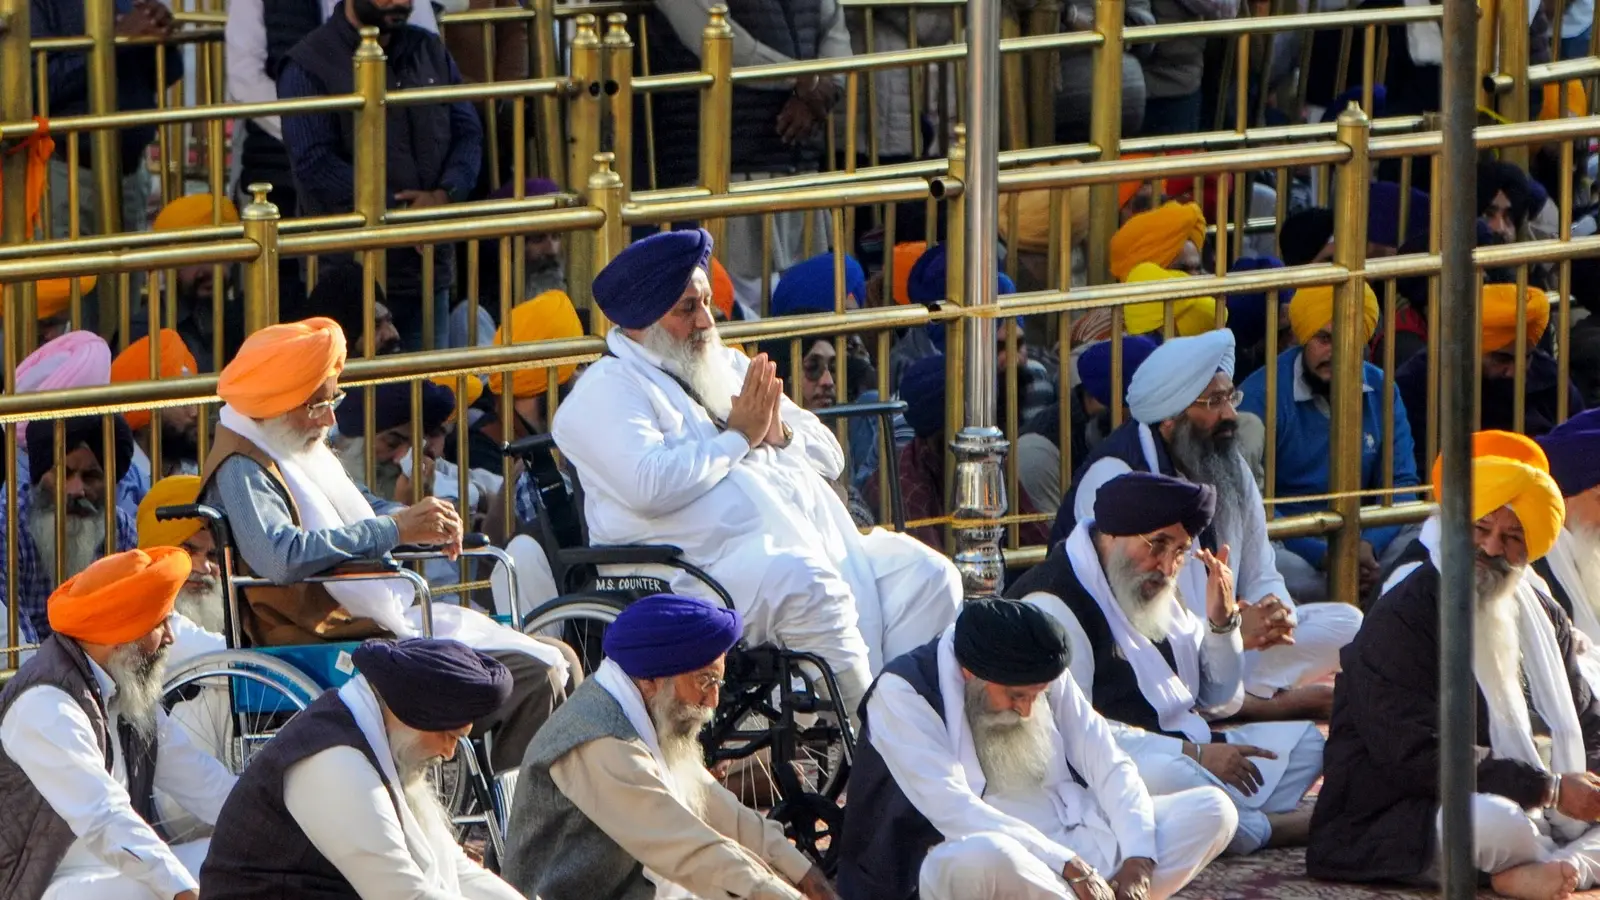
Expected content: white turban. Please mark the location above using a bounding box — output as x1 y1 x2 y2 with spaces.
1126 329 1236 424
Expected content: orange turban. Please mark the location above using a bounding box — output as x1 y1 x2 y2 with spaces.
153 194 241 231
890 242 927 305
1430 430 1564 562
1287 283 1381 346
218 317 347 418
1116 153 1157 209
1121 263 1224 336
709 258 735 320
1110 202 1208 282
0 123 53 239
1481 284 1549 353
48 547 191 646
35 276 96 321
1540 80 1588 121
137 475 204 550
111 329 200 431
491 290 585 397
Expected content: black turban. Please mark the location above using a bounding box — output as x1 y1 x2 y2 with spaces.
336 380 456 438
953 599 1071 686
26 414 133 487
297 264 388 346
1093 471 1215 538
1278 207 1334 267
353 638 513 731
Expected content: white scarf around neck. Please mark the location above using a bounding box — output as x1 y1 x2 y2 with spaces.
1065 520 1211 744
1544 528 1600 645
337 676 462 892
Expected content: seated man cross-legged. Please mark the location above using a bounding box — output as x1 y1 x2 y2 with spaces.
552 228 963 719
1012 471 1325 856
199 316 577 773
506 593 838 900
836 598 1235 900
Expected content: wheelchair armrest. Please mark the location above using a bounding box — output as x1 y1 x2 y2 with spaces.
502 433 558 459
392 532 490 555
558 544 685 566
156 503 223 523
326 559 405 576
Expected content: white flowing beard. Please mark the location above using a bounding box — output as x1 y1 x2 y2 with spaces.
387 724 462 861
964 678 1054 796
27 498 103 583
647 687 714 819
1474 562 1528 739
105 642 170 744
638 322 743 423
175 576 226 634
257 413 356 490
1105 543 1179 643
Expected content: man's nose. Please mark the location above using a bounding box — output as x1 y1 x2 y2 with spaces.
1013 696 1035 718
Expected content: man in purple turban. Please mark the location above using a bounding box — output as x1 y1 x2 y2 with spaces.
553 231 963 725
1535 407 1600 694
505 594 839 900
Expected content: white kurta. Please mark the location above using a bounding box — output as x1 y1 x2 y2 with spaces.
1072 423 1361 699
867 628 1233 900
552 330 963 713
1538 528 1600 694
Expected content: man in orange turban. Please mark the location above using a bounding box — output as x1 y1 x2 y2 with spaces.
110 329 203 517
205 317 577 773
154 194 242 372
1310 431 1600 897
1109 202 1208 282
0 548 237 900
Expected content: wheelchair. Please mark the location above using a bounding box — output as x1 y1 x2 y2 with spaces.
151 501 526 869
506 399 909 874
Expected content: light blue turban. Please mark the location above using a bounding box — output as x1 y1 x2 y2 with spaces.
1125 329 1236 425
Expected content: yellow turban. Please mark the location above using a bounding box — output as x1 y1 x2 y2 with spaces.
48 547 191 646
998 164 1091 254
1431 430 1564 562
1481 284 1549 353
218 317 348 418
432 374 484 409
153 194 241 231
1121 263 1224 336
36 276 96 321
137 475 204 550
1110 202 1207 282
491 290 585 397
111 329 200 431
1287 283 1381 346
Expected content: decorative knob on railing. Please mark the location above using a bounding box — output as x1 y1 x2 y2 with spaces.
243 182 280 220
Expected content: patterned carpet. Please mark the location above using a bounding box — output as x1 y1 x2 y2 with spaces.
1177 847 1600 899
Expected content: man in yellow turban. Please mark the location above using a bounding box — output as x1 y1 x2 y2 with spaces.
137 474 226 636
0 549 237 900
204 316 577 773
111 329 203 516
154 194 242 372
1109 201 1208 282
33 275 96 347
1121 262 1225 337
1309 431 1600 898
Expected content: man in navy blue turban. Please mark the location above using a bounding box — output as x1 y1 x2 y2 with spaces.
554 225 965 728
505 593 839 900
331 379 467 511
1535 408 1600 660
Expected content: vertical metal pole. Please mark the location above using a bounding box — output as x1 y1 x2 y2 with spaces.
353 28 388 230
952 0 1006 601
1086 0 1125 287
590 151 624 336
603 14 634 201
566 15 602 311
1026 1 1060 149
1330 108 1370 606
532 0 565 183
1497 0 1530 168
1 0 32 366
85 0 122 335
1440 0 1481 889
698 8 733 258
241 183 281 334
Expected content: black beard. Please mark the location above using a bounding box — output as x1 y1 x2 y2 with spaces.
350 0 412 31
160 421 199 465
1304 366 1332 399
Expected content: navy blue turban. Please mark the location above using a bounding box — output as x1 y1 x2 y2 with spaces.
771 252 866 317
593 229 714 329
954 599 1071 686
1538 407 1600 498
1078 336 1159 408
1093 471 1216 538
336 379 455 438
899 354 946 439
1368 181 1430 249
603 593 742 679
353 638 513 731
1226 256 1293 348
491 177 560 200
27 414 133 487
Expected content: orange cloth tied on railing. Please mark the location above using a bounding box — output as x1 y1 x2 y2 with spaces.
0 118 55 238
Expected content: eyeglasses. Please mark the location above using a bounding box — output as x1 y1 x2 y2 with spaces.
306 391 347 416
1190 389 1244 411
1138 532 1194 564
688 671 725 694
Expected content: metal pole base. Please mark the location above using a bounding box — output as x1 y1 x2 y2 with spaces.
951 425 1009 600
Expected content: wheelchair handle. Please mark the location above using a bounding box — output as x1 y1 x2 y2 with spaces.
155 503 223 524
502 433 558 459
813 399 907 423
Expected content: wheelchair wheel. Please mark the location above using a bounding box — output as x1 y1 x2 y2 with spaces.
521 593 631 674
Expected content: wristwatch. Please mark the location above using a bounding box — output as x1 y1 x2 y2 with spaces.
777 422 794 448
1209 610 1242 634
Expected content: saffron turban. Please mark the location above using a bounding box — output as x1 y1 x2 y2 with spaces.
1121 263 1223 337
592 229 713 330
1094 471 1217 539
1077 336 1159 407
1368 181 1430 249
953 599 1071 687
153 194 240 231
110 330 200 431
771 253 866 317
218 317 347 418
1116 152 1157 210
17 331 112 395
35 276 96 321
353 638 513 731
1287 283 1381 347
602 593 743 679
1110 202 1207 282
1126 328 1236 425
137 475 205 550
1226 256 1293 348
1431 431 1564 562
1481 284 1549 353
890 242 927 305
336 379 456 438
490 290 584 397
48 547 190 646
489 177 560 200
899 354 946 440
26 414 134 486
1279 207 1335 267
1537 407 1600 498
432 374 483 409
1540 80 1588 121
709 258 735 320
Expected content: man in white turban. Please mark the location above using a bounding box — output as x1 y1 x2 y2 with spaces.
1049 329 1360 723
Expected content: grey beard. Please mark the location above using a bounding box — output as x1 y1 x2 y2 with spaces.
256 412 329 459
637 322 742 423
647 687 714 819
399 763 461 859
175 578 226 634
964 678 1054 796
1168 415 1247 543
106 642 170 745
524 260 567 299
28 493 103 583
1104 542 1179 643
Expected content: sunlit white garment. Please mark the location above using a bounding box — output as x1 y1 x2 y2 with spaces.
0 655 236 900
1538 528 1600 693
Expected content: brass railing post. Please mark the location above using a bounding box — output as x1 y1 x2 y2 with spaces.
1086 0 1125 287
1496 0 1530 167
1027 1 1061 148
943 125 969 552
566 14 603 310
1 0 33 361
1329 105 1371 606
590 151 623 336
603 14 634 202
353 28 388 231
698 7 733 259
241 183 281 334
532 0 565 183
85 0 122 334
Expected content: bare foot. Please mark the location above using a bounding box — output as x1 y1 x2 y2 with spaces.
1235 684 1335 722
1490 860 1579 900
1264 807 1313 848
